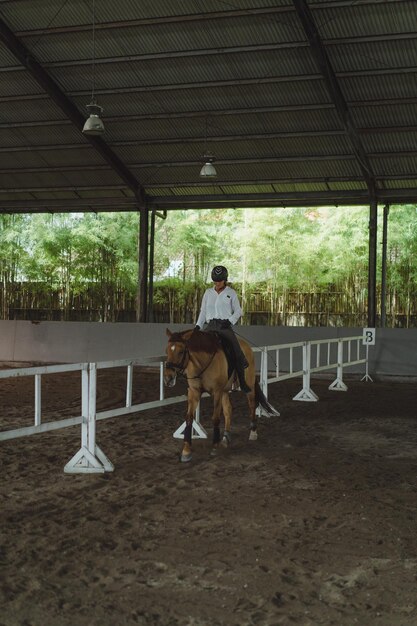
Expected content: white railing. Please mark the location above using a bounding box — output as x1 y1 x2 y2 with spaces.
0 363 89 441
0 335 371 474
258 335 371 403
65 357 191 474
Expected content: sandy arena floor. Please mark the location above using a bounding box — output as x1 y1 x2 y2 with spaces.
1 367 416 626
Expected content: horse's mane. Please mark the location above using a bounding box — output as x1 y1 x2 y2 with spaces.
169 329 220 355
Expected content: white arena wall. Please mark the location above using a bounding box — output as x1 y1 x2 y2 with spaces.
0 321 415 379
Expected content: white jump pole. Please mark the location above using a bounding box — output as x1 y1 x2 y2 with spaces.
34 374 41 427
257 346 271 417
64 363 114 473
160 361 165 400
126 364 133 407
293 341 318 401
329 339 348 391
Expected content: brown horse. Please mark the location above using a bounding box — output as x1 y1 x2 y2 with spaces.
164 328 279 462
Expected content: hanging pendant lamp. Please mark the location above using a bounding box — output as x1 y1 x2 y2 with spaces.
199 117 217 177
200 154 217 178
83 0 105 136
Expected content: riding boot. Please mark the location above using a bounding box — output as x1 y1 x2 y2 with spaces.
236 359 251 393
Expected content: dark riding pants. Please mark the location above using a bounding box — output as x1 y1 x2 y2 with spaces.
202 319 250 392
203 320 248 368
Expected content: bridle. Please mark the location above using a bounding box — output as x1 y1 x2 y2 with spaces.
166 337 217 380
166 339 190 375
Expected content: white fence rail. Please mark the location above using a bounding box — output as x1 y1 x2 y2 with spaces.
0 363 88 441
65 357 192 474
259 335 371 403
0 335 371 473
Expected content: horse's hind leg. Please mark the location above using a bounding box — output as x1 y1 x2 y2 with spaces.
221 392 233 448
247 389 258 441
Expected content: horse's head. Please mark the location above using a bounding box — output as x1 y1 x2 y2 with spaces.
164 328 190 387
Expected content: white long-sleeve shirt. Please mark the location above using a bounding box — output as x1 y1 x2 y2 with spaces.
196 286 242 328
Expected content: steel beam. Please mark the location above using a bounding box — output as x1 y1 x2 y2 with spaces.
0 188 416 213
293 0 376 198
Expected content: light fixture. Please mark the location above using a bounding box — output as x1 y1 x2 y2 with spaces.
199 117 217 178
83 101 104 135
200 153 217 178
83 0 105 136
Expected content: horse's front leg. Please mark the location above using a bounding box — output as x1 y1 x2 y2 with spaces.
210 391 223 456
181 387 200 463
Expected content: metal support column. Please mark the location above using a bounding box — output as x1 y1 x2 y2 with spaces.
148 209 167 323
137 206 149 322
367 199 378 327
148 209 156 322
380 204 390 328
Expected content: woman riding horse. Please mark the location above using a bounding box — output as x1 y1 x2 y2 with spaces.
164 327 279 462
195 265 250 393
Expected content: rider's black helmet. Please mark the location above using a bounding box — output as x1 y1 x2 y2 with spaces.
211 265 228 282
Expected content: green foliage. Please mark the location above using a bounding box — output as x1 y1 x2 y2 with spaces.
0 205 416 325
385 205 417 287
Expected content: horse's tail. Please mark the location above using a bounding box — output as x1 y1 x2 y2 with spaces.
255 380 280 417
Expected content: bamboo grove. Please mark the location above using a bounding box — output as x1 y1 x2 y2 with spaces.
0 206 416 327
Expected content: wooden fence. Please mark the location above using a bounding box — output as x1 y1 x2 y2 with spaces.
1 282 416 327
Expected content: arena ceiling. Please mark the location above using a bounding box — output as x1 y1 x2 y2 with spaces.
0 0 416 213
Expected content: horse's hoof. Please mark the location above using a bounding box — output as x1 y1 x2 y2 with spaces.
180 453 192 463
221 430 232 447
249 430 258 441
210 448 218 457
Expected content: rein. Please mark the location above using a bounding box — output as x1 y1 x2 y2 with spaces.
186 349 217 380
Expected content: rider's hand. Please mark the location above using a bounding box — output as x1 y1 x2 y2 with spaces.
194 325 200 330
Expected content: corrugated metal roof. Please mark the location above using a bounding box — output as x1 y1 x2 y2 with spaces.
372 154 417 176
344 71 417 100
0 0 416 210
386 179 417 189
352 103 417 129
312 2 417 38
363 131 417 153
329 39 417 74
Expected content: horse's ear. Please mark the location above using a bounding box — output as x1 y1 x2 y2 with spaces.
166 328 172 337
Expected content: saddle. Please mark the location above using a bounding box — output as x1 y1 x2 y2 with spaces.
189 323 236 381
